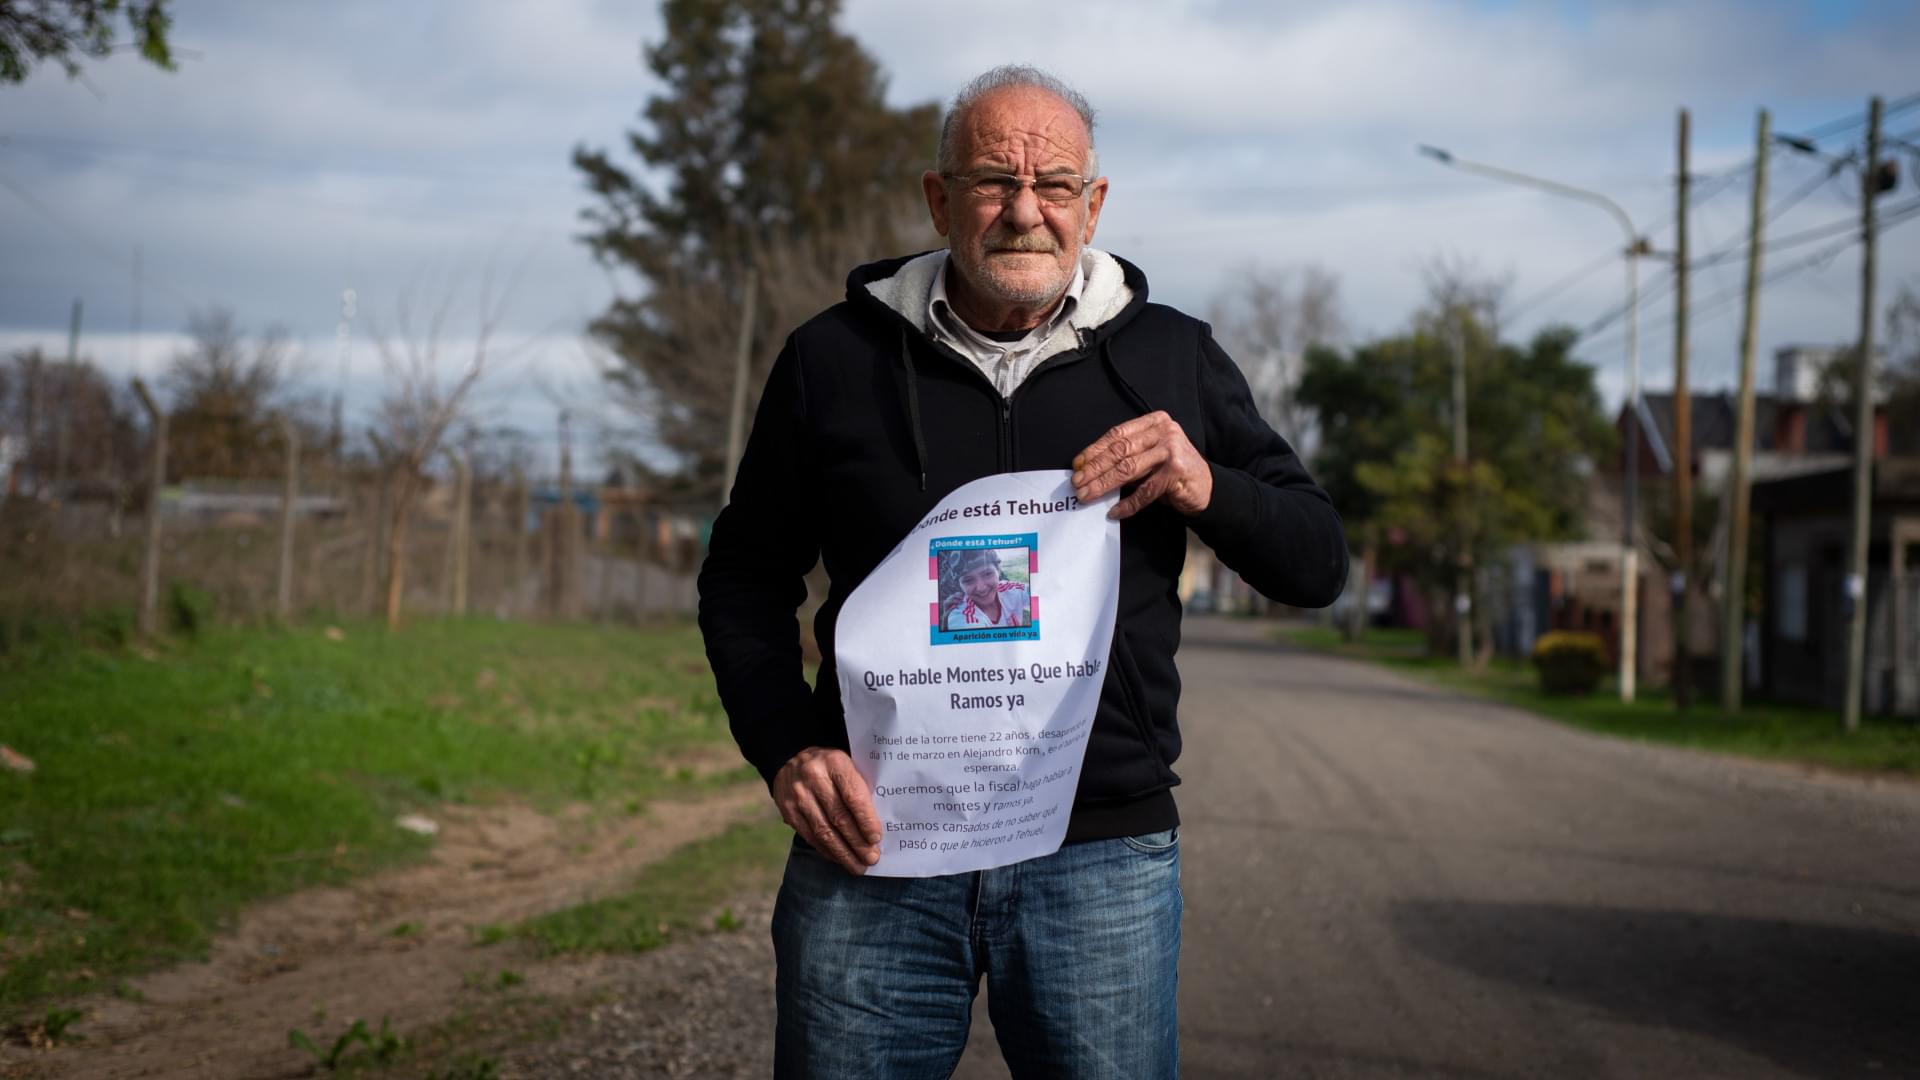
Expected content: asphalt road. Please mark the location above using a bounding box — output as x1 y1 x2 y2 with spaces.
955 616 1920 1079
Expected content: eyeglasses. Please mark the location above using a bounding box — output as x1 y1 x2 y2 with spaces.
942 171 1090 204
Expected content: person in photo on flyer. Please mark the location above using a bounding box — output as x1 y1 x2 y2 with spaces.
942 548 1030 630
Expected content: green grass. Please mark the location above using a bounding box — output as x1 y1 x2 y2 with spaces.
510 818 791 956
1276 624 1920 775
0 618 752 1018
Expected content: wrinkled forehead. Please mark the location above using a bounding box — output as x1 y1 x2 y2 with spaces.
952 87 1090 170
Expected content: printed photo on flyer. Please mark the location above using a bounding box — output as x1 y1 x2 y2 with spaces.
928 533 1040 646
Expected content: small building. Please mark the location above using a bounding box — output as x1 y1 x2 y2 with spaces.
1602 346 1896 692
1751 458 1920 715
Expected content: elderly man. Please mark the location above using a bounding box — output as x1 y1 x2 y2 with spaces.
699 65 1346 1077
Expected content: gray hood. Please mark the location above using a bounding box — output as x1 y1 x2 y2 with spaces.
861 247 1136 370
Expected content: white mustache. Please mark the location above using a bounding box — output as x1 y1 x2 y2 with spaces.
985 232 1059 253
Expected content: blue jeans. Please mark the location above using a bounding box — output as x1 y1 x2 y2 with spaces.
771 828 1181 1079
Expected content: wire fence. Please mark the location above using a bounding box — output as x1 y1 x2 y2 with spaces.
0 456 703 651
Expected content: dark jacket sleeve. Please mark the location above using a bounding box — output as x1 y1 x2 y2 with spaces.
697 336 827 787
1185 325 1349 608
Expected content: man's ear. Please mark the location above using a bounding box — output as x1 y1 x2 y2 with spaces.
923 171 951 237
1081 177 1109 245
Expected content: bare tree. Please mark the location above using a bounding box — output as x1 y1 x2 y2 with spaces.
1208 264 1344 454
367 269 523 630
1419 253 1511 340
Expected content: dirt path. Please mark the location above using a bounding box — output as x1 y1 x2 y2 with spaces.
3 784 770 1080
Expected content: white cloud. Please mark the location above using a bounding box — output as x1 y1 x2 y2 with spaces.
2 0 1916 467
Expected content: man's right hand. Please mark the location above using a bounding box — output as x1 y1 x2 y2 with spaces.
772 747 882 875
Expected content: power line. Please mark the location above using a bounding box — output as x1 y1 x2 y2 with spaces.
1763 156 1851 226
1517 97 1908 333
1578 194 1920 336
0 170 201 312
1505 249 1622 324
1577 200 1920 360
1784 90 1920 144
0 130 560 184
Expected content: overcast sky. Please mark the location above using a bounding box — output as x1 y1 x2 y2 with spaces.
4 0 1917 472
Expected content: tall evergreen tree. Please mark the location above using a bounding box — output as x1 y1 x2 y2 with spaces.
0 0 173 84
575 0 938 489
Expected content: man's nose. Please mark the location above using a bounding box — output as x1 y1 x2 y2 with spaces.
1002 183 1045 231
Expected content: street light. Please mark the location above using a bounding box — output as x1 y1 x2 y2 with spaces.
1418 145 1649 703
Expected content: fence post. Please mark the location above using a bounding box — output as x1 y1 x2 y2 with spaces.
442 449 472 616
364 432 392 618
131 378 168 637
276 415 299 620
511 465 530 617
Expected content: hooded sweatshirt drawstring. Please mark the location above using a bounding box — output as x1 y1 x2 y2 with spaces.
900 327 930 491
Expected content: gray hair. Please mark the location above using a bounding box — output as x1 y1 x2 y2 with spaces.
936 64 1099 179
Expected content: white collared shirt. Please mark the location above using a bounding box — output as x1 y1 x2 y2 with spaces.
926 253 1085 399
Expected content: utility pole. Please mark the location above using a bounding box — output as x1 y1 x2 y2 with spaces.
1722 109 1770 712
334 288 355 478
721 267 759 509
1621 235 1644 704
1843 96 1885 733
1452 315 1473 668
54 299 80 499
1672 109 1694 710
131 378 168 638
276 415 299 620
130 244 142 380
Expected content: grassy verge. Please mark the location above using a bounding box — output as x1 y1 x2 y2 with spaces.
506 818 791 955
1275 624 1920 776
0 618 753 1018
325 820 792 1078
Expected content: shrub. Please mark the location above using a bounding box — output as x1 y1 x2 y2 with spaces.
1532 631 1609 695
167 582 215 637
81 607 135 649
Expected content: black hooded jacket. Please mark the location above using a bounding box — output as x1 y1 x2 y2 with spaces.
698 251 1347 842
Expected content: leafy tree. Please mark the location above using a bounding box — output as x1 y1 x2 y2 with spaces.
575 0 939 488
1297 307 1612 656
0 0 174 84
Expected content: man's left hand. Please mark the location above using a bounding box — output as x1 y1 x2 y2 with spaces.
1072 411 1212 520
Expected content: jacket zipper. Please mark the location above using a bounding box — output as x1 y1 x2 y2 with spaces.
999 400 1013 472
1001 335 1107 472
908 322 1101 476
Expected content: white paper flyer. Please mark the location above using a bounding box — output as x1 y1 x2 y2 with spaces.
835 470 1121 877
